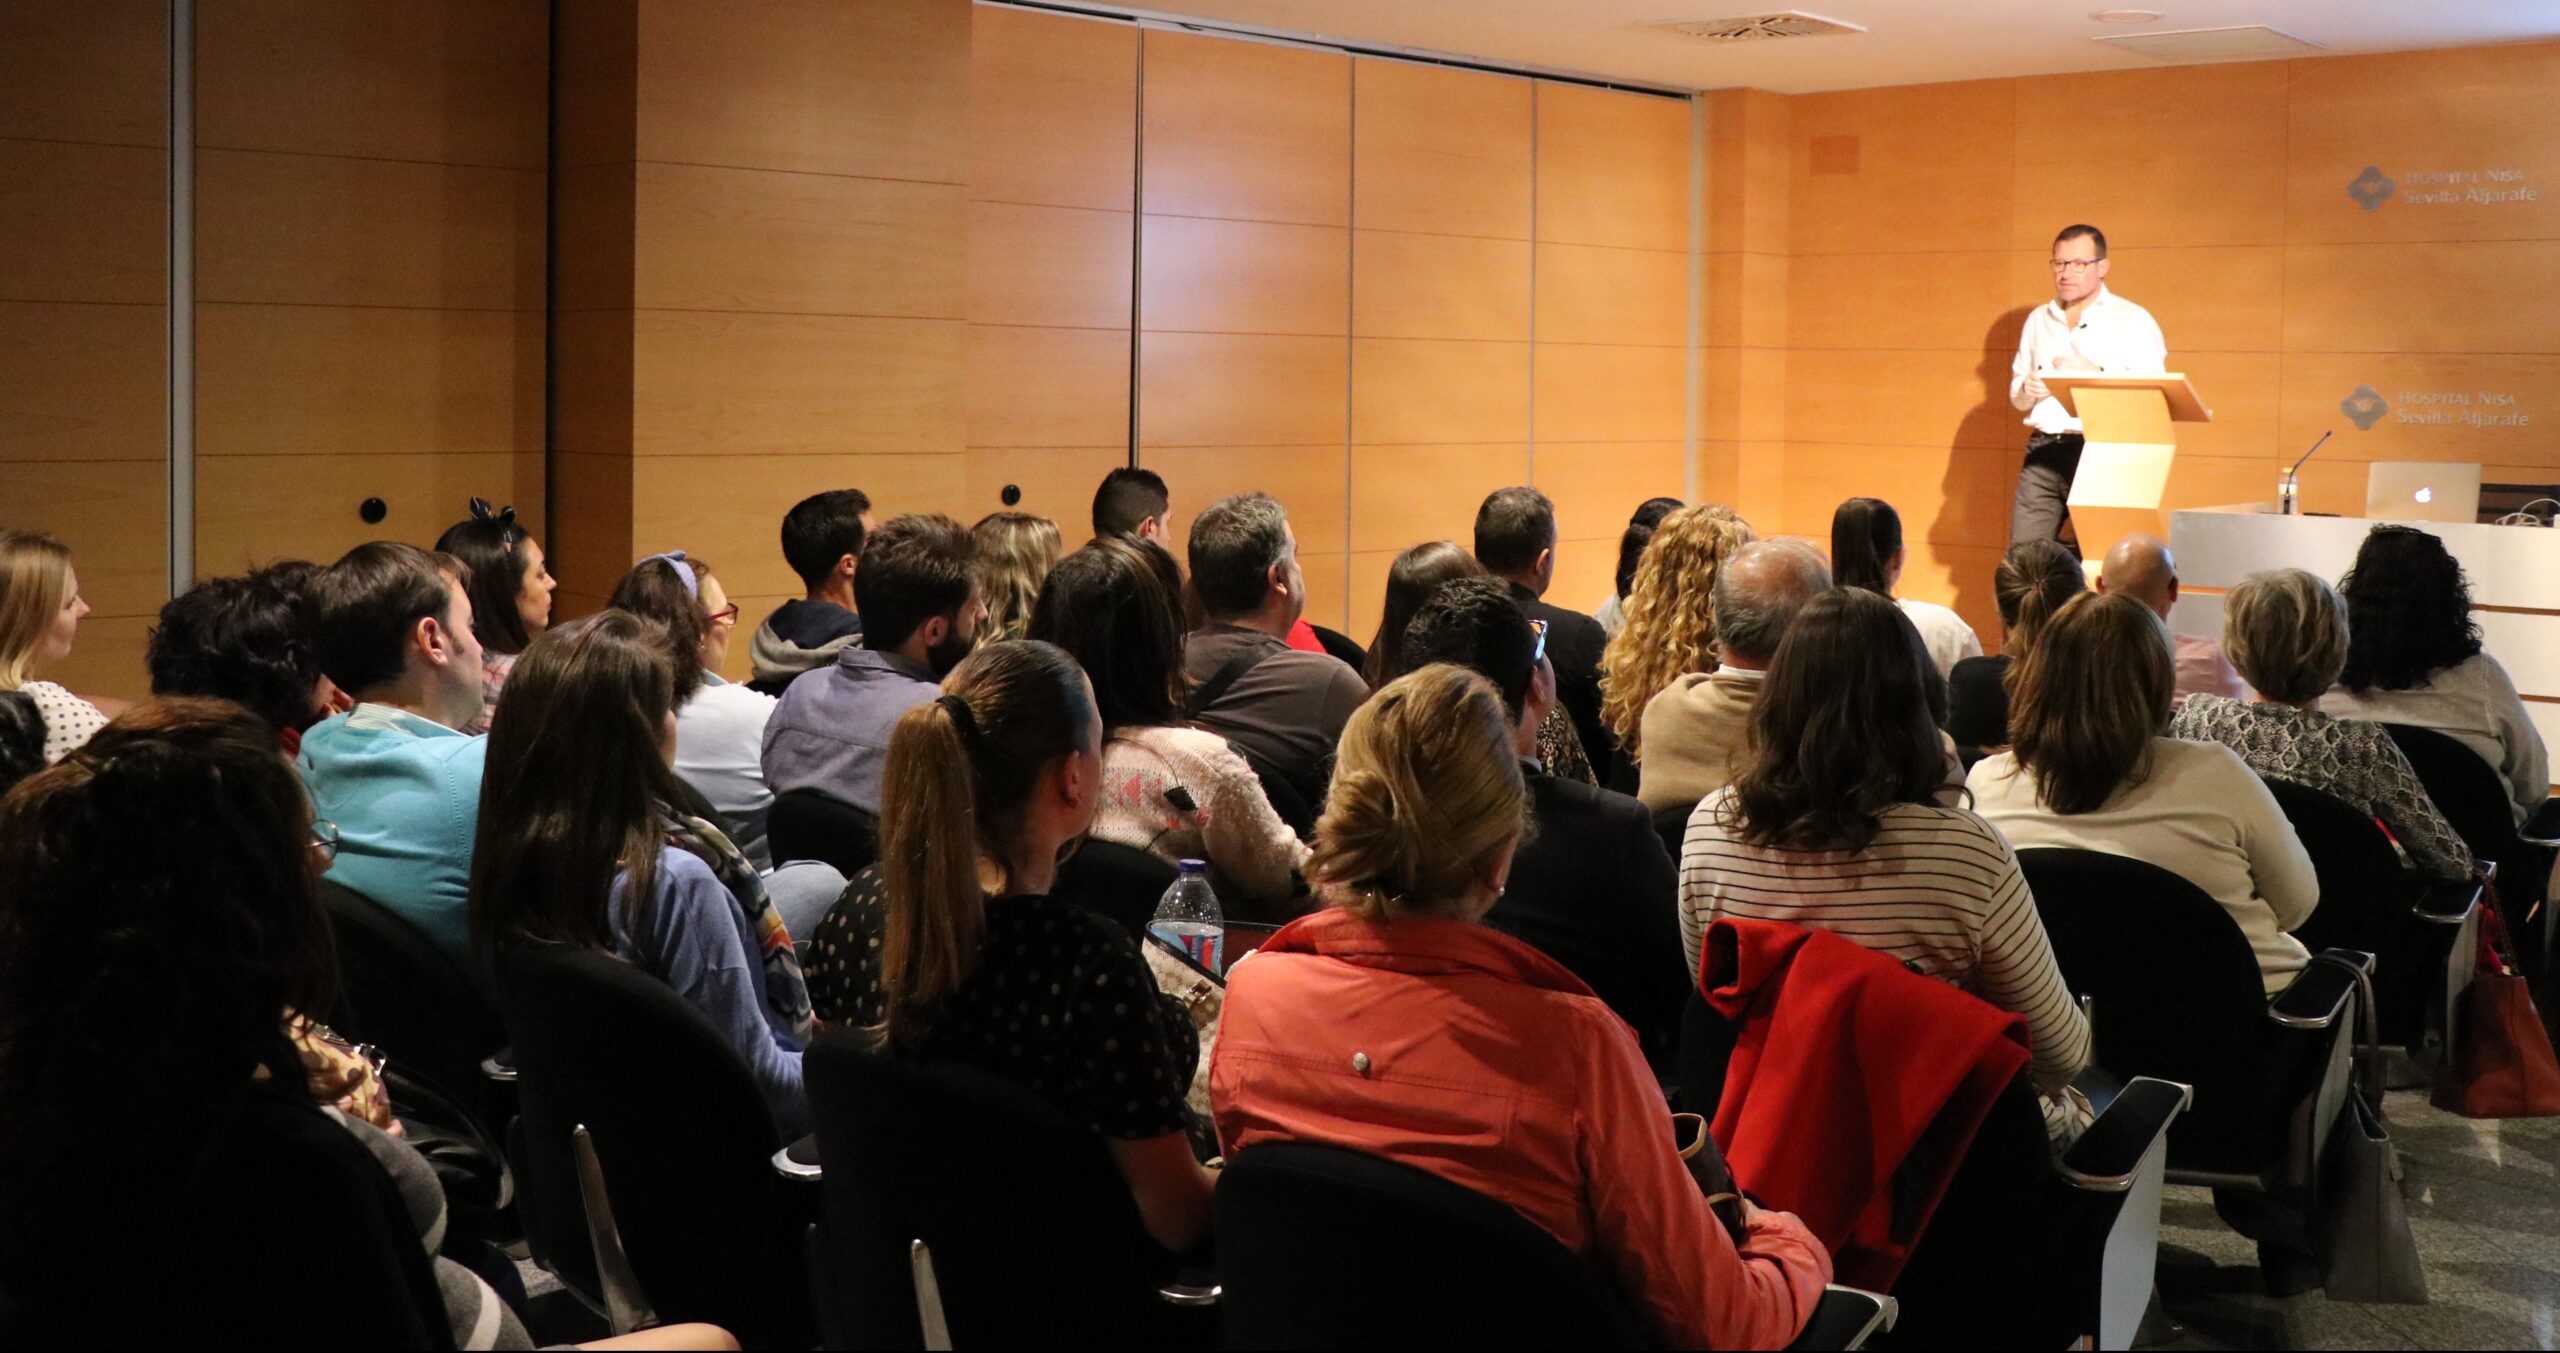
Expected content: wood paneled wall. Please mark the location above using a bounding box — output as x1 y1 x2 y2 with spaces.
1710 39 2560 642
0 1 167 698
193 2 548 596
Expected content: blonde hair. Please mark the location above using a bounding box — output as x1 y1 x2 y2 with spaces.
2222 568 2349 705
1308 664 1528 921
1598 504 1755 758
0 532 76 689
971 512 1064 645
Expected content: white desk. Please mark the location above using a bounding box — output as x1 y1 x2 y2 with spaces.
2167 504 2560 759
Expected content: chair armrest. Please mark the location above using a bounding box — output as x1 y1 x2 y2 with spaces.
2266 949 2372 1030
2057 1076 2190 1191
479 1049 518 1084
2414 877 2485 924
2522 797 2560 848
1157 1283 1221 1307
771 1134 822 1183
1786 1286 1899 1351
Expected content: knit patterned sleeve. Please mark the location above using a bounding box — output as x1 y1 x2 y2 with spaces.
2352 724 2478 880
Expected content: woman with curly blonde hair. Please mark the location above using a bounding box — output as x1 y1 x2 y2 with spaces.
1598 505 1755 761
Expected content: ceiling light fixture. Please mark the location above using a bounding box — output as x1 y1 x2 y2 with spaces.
2091 9 2164 21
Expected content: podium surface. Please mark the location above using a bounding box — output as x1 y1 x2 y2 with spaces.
2051 373 2210 555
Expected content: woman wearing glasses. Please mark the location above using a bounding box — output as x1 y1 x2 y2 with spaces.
2006 224 2168 552
608 555 774 862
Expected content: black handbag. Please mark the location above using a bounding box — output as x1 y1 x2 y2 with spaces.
2309 956 2428 1305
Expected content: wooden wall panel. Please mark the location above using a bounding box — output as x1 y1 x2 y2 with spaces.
2286 43 2560 246
967 326 1130 451
633 453 967 603
1140 32 1349 228
964 447 1128 531
2 458 168 620
0 139 164 304
196 453 542 577
1351 232 1530 341
1534 82 1688 252
1537 242 1686 349
1349 445 1529 554
1141 217 1348 336
1138 334 1346 449
196 0 549 166
194 150 543 309
0 302 164 462
971 8 1135 212
630 311 965 456
1352 61 1532 239
2279 353 2560 465
1789 80 2013 257
2011 62 2287 249
968 202 1131 331
195 306 543 457
631 162 965 318
0 0 167 146
2281 241 2560 354
1352 340 1530 446
1535 345 1686 444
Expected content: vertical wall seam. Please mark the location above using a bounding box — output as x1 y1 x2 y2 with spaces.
1127 24 1145 467
167 0 194 594
542 0 560 547
1686 93 1703 503
1525 82 1537 487
1342 58 1356 625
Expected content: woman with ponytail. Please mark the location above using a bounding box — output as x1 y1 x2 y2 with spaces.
1829 497 1981 679
1211 665 1831 1350
1946 538 2084 759
809 639 1215 1254
434 498 557 733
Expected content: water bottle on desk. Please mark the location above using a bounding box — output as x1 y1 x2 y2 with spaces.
1151 859 1225 975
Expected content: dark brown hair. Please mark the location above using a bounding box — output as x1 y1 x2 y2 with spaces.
1027 535 1186 733
1992 537 2084 653
435 503 539 655
2004 591 2173 815
1363 540 1483 689
468 611 689 954
1829 497 1902 595
2336 524 2482 694
309 541 467 697
878 640 1096 1051
1722 588 1953 850
607 554 714 706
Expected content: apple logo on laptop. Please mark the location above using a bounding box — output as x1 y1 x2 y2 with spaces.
2416 487 2434 504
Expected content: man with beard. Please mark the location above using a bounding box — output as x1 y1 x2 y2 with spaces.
762 513 985 814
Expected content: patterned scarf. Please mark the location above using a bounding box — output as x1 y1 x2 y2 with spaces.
665 810 818 1045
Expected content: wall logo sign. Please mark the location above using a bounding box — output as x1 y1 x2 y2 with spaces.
2341 385 2390 430
2345 383 2533 431
2347 166 2396 211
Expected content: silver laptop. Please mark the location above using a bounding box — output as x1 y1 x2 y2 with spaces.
2365 461 2481 524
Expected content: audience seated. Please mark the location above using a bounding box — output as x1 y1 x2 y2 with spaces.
1092 465 1174 543
1397 577 1690 1063
1945 538 2082 759
299 542 490 962
2095 533 2247 706
433 498 555 734
1599 503 1756 779
750 488 874 689
1831 497 1981 678
146 562 352 754
0 530 105 764
471 612 817 1139
1638 540 1832 813
1364 540 1596 785
812 640 1217 1254
973 511 1062 645
763 513 985 815
1476 487 1624 785
1210 664 1831 1349
2319 523 2551 828
1182 493 1368 810
1969 592 2318 995
1594 496 1685 640
1027 534 1308 918
2174 568 2476 881
1678 587 2092 1139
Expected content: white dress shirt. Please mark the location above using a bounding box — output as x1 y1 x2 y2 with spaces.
1899 598 1983 679
2008 285 2169 436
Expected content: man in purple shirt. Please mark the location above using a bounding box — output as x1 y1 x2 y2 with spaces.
761 514 985 814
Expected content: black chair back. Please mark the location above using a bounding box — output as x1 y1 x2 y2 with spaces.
2015 848 2284 1176
1652 799 1700 868
318 879 506 1111
803 1033 1176 1349
770 787 881 877
1229 740 1318 840
1216 1139 1648 1350
1308 623 1368 674
2381 723 2521 868
494 943 810 1348
2264 778 2424 1045
1053 838 1177 939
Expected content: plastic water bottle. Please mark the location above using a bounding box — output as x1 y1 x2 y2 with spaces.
1151 859 1226 974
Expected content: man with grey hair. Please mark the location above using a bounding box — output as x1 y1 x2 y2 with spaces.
2095 532 2246 704
1182 492 1368 819
1635 539 1833 812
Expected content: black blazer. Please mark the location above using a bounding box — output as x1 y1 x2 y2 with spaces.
1508 583 1621 789
1485 767 1691 1070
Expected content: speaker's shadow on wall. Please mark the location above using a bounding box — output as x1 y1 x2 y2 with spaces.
1937 305 2039 634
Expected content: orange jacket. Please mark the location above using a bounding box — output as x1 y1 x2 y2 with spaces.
1212 909 1831 1350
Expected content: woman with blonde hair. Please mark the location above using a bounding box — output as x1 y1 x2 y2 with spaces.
0 530 104 764
1211 664 1831 1350
1968 591 2318 994
1598 505 1755 761
971 512 1064 645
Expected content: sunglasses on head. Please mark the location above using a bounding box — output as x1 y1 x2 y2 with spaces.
1528 617 1548 665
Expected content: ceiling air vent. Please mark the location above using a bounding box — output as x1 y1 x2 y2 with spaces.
1652 11 1867 42
2094 25 2324 61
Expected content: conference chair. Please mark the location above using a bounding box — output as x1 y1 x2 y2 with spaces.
2383 722 2560 978
1651 798 1699 864
1229 740 1318 841
1678 990 2189 1349
1051 836 1177 938
2264 777 2481 1066
800 1032 1210 1350
1215 1140 1899 1351
494 943 814 1349
318 879 510 1121
1308 623 1368 675
2016 850 2366 1235
770 786 882 878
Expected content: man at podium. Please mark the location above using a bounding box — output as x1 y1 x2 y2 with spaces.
2007 224 2168 554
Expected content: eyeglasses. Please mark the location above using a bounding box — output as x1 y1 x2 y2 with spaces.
1528 618 1548 665
708 603 740 626
309 819 341 863
2049 258 2102 274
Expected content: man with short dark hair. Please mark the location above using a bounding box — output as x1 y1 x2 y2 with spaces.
751 488 875 688
148 563 350 752
1182 493 1368 810
1473 486 1618 787
1091 466 1171 541
1637 540 1832 812
762 513 985 814
295 542 489 960
2008 224 2167 551
1400 576 1688 1066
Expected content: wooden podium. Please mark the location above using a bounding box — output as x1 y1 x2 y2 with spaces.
2047 373 2211 561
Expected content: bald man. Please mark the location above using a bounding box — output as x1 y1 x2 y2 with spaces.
2096 534 2247 704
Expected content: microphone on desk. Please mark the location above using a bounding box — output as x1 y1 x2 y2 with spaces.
2278 430 2331 517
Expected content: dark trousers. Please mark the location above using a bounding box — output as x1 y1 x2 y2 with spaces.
2009 431 2086 555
